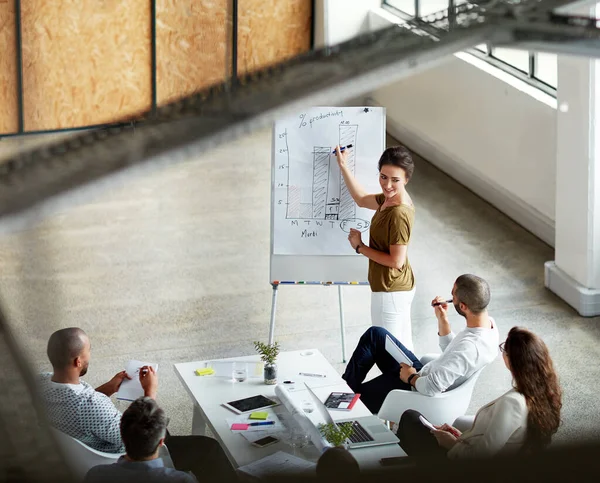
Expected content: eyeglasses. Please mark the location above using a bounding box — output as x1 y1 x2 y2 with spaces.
499 342 506 353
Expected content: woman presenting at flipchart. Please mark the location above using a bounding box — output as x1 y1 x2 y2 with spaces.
335 145 416 351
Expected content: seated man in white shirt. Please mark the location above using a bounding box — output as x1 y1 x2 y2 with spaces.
38 327 236 482
38 327 152 453
342 274 499 414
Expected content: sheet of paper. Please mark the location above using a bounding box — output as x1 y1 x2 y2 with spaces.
116 360 158 401
237 451 315 479
385 335 413 367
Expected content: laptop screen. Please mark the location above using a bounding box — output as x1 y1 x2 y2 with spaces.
304 383 336 426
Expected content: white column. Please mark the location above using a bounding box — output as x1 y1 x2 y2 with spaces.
544 42 600 316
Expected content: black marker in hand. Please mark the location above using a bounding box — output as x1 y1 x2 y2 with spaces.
432 299 452 307
332 144 353 154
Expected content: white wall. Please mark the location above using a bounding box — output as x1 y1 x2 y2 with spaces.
315 5 559 245
316 0 380 46
367 10 558 246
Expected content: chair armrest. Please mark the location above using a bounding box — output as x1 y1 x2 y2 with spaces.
452 415 475 432
378 389 444 424
419 353 440 365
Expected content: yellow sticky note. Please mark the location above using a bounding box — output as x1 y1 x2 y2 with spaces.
195 368 214 376
249 411 269 420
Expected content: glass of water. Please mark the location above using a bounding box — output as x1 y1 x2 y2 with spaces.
232 364 247 382
288 428 310 456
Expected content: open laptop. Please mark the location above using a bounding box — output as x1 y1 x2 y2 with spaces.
304 384 399 449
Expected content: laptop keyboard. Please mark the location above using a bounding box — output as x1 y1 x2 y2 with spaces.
338 421 375 443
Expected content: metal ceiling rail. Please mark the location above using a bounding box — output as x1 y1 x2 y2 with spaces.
0 0 597 228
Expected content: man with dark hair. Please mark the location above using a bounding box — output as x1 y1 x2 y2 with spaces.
84 397 236 483
317 447 360 482
38 327 157 453
342 274 499 414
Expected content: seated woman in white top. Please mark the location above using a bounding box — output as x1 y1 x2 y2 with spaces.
397 326 562 459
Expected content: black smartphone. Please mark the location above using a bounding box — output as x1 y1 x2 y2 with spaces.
252 436 279 448
380 456 411 466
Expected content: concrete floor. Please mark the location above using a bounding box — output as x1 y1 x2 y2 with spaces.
0 129 598 445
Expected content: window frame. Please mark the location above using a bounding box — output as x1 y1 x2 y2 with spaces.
381 1 557 96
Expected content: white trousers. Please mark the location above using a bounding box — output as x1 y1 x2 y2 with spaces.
371 288 416 352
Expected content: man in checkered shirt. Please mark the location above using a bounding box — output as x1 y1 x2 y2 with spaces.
38 327 158 453
39 327 237 482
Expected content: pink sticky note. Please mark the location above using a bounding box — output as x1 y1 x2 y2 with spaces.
231 423 249 431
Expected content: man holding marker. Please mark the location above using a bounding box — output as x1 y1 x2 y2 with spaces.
342 274 499 414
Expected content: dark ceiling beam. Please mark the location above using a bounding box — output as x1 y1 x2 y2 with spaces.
0 0 598 229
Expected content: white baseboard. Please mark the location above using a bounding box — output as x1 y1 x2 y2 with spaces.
545 262 600 316
365 97 555 247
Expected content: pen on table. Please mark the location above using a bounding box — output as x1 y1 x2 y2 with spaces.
332 144 353 154
249 421 275 426
299 372 326 378
431 299 453 307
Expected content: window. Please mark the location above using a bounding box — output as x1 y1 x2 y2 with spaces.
385 0 466 17
383 1 557 94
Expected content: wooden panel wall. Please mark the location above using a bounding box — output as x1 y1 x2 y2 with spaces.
238 0 311 75
1 1 312 134
0 0 18 133
156 0 231 105
21 0 151 131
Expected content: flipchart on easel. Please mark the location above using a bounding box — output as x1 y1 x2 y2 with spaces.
269 106 386 359
270 106 386 284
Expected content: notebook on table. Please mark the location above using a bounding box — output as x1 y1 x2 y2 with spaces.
324 392 360 410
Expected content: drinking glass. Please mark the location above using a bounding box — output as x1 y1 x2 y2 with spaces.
288 428 310 456
232 364 247 382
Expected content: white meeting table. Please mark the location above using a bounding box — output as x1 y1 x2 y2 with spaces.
174 349 405 470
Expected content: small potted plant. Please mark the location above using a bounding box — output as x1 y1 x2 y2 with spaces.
253 341 280 385
318 423 354 449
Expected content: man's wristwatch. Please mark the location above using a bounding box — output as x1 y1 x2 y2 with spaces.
407 373 418 386
355 244 362 254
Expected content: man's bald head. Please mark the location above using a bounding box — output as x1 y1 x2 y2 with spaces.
47 328 89 371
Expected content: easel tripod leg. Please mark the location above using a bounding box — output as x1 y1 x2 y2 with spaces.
268 283 279 344
338 285 347 362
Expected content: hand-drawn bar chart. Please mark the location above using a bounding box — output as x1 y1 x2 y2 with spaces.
339 125 358 220
272 106 385 256
286 125 358 221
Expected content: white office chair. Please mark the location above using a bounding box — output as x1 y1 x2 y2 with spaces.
377 354 484 427
50 427 123 481
453 415 476 432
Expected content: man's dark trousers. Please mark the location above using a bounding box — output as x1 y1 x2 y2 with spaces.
342 327 424 414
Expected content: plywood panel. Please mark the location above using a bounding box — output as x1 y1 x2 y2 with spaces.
238 0 311 75
156 0 231 105
21 0 151 131
0 0 18 134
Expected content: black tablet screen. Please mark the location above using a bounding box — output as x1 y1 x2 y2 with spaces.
226 395 277 412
